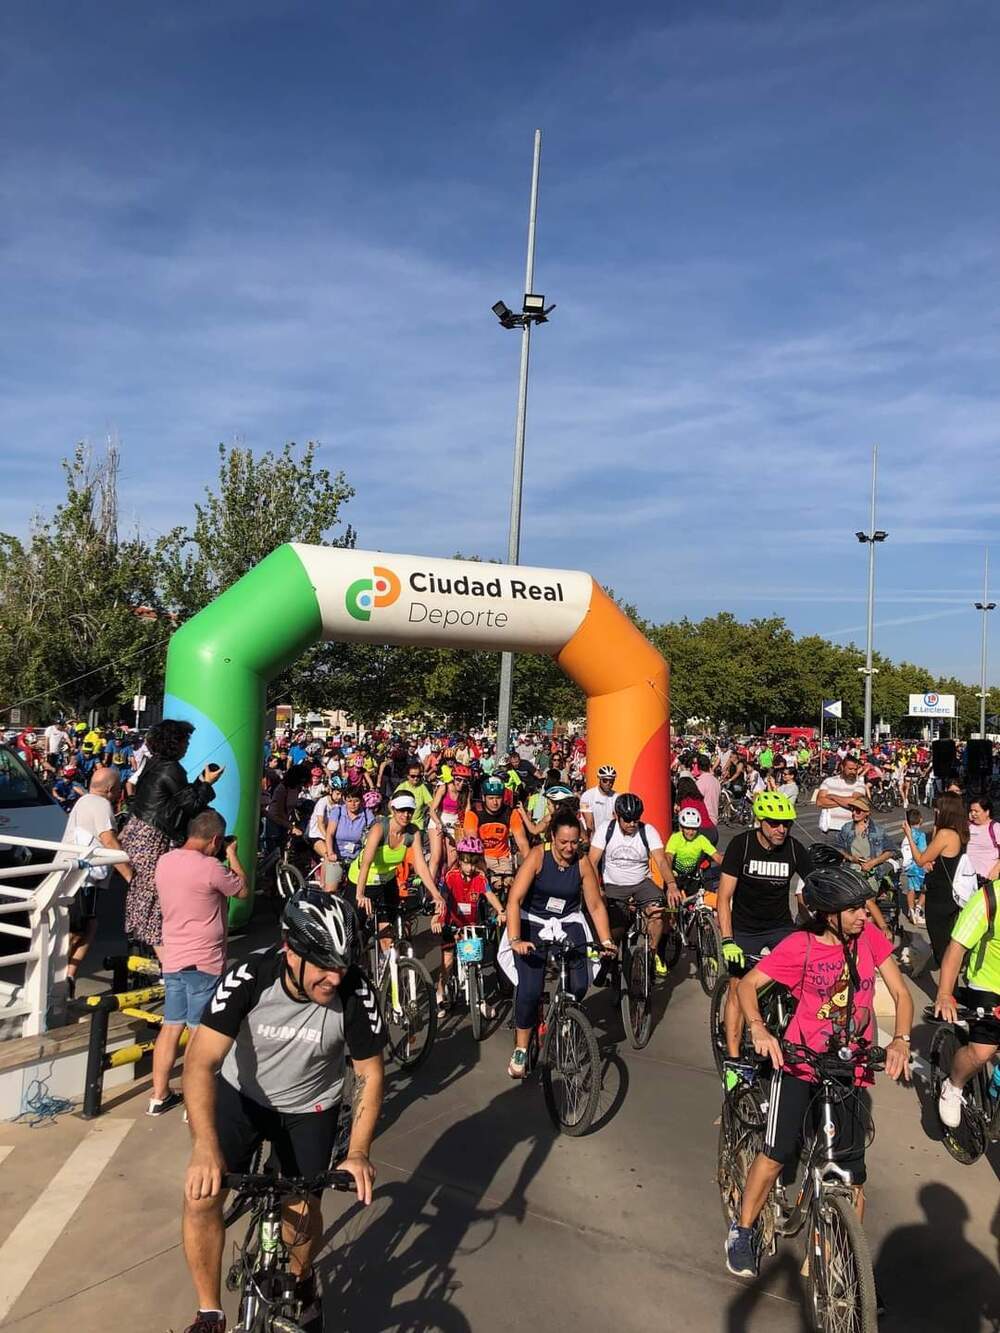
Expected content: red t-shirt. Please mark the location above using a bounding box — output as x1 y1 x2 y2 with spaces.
441 867 488 928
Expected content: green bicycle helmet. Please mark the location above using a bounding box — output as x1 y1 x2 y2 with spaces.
482 776 505 797
752 790 796 822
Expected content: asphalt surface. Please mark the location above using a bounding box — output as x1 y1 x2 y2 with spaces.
1 797 998 1331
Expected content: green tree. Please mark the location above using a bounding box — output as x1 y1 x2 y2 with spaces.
0 444 173 720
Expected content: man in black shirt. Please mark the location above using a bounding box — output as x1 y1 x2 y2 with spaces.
180 889 385 1333
717 791 811 1077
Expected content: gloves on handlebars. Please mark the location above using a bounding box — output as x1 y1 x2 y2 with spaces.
721 938 745 968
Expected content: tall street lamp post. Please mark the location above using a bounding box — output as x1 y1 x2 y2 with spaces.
491 129 555 757
855 443 888 751
974 548 995 737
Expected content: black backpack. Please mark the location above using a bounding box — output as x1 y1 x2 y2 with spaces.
601 818 651 860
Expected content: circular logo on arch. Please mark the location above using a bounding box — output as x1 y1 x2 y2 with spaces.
345 565 401 621
924 691 940 707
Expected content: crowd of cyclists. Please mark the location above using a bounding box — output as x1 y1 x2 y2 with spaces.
6 716 1000 1332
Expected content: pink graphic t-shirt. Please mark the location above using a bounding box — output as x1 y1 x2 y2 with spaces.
757 922 892 1086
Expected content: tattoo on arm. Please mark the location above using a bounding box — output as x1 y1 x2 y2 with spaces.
351 1072 368 1121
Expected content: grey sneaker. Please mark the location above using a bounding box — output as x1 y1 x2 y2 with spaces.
725 1222 760 1278
508 1048 528 1079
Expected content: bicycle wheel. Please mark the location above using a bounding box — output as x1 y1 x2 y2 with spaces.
380 957 437 1070
710 975 730 1077
697 915 723 996
807 1192 878 1333
274 860 307 900
468 964 484 1042
660 919 683 971
929 1023 987 1165
620 941 653 1050
717 1087 765 1230
541 1002 601 1135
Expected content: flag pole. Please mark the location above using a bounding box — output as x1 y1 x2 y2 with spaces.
819 700 824 763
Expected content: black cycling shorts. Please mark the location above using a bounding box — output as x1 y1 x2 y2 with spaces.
732 924 796 967
762 1068 868 1185
214 1074 339 1187
68 883 99 933
960 988 1000 1047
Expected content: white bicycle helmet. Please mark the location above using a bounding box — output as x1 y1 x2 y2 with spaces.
678 807 702 829
597 764 617 780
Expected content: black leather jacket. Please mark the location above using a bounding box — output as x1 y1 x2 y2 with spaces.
128 756 213 840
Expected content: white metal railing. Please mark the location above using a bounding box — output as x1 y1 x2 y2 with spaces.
0 833 130 1038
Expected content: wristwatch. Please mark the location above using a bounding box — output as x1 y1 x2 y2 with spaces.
892 1034 911 1043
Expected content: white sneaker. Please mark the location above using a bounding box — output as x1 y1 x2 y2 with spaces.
937 1078 963 1129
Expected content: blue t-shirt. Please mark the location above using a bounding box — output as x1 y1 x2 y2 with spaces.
906 828 928 887
290 744 307 764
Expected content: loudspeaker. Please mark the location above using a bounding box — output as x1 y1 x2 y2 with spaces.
966 738 994 778
932 739 957 778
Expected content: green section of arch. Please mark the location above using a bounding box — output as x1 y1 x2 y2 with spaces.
163 544 322 926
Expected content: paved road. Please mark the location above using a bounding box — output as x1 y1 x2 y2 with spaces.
1 800 998 1331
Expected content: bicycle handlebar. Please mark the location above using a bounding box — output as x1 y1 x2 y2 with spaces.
221 1168 356 1196
780 1040 886 1075
922 1001 1000 1024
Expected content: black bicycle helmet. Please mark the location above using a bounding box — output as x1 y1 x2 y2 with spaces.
614 792 644 822
808 842 846 869
282 887 358 970
802 864 875 915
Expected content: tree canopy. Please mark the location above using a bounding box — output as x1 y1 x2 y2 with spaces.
0 442 989 735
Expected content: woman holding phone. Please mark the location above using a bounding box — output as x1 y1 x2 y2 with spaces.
121 719 223 957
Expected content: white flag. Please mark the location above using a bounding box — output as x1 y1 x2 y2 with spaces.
823 699 843 719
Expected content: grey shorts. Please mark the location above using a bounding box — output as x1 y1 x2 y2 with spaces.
603 877 663 908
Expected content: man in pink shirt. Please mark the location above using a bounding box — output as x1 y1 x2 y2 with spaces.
148 810 248 1117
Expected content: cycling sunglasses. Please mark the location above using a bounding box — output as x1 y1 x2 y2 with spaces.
761 816 795 827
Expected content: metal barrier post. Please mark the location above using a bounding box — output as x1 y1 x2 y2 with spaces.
81 1000 111 1119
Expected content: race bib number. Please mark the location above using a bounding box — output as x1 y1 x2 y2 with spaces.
545 896 566 916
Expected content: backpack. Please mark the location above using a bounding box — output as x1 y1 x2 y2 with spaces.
601 818 651 861
947 851 980 908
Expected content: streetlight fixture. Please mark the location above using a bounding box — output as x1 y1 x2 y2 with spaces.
491 129 555 758
974 547 995 737
855 445 888 751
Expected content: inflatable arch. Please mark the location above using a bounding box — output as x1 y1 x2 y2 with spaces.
163 544 670 925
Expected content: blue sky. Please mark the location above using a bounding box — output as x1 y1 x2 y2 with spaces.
3 1 999 684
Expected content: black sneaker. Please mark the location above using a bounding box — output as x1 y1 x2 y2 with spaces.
146 1089 184 1117
184 1313 226 1333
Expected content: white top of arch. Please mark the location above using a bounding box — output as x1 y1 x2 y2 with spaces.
292 545 593 653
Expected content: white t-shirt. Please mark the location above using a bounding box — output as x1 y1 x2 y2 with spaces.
817 774 868 833
308 795 336 841
592 819 664 886
44 724 66 755
581 785 617 830
63 793 115 882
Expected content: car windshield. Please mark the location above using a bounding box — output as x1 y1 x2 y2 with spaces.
0 746 51 807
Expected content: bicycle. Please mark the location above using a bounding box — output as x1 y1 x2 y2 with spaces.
614 895 664 1050
363 890 437 1070
441 922 494 1041
519 938 605 1135
926 1001 1000 1165
710 960 795 1078
660 870 723 996
718 788 753 828
717 1040 885 1333
870 778 902 813
223 1165 355 1332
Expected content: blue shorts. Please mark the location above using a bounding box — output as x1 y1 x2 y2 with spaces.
163 969 219 1027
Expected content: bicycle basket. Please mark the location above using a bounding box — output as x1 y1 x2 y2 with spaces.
456 936 484 964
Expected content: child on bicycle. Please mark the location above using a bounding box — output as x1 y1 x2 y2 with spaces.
436 836 505 1018
900 806 927 926
664 808 723 904
725 862 912 1284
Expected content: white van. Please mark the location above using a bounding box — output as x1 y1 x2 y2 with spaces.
0 745 65 866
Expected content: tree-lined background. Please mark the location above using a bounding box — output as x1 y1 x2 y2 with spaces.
0 442 987 736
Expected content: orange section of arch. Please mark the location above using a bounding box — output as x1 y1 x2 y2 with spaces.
556 582 671 838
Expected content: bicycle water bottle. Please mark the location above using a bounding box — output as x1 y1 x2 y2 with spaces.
990 1064 1000 1104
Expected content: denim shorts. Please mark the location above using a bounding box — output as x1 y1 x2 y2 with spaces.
163 969 219 1027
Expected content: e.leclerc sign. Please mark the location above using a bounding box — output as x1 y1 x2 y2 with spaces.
908 691 956 718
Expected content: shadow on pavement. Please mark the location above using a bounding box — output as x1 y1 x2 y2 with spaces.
874 1183 1000 1332
724 1250 810 1333
320 1084 557 1331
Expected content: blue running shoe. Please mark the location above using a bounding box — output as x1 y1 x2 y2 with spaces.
725 1222 760 1278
